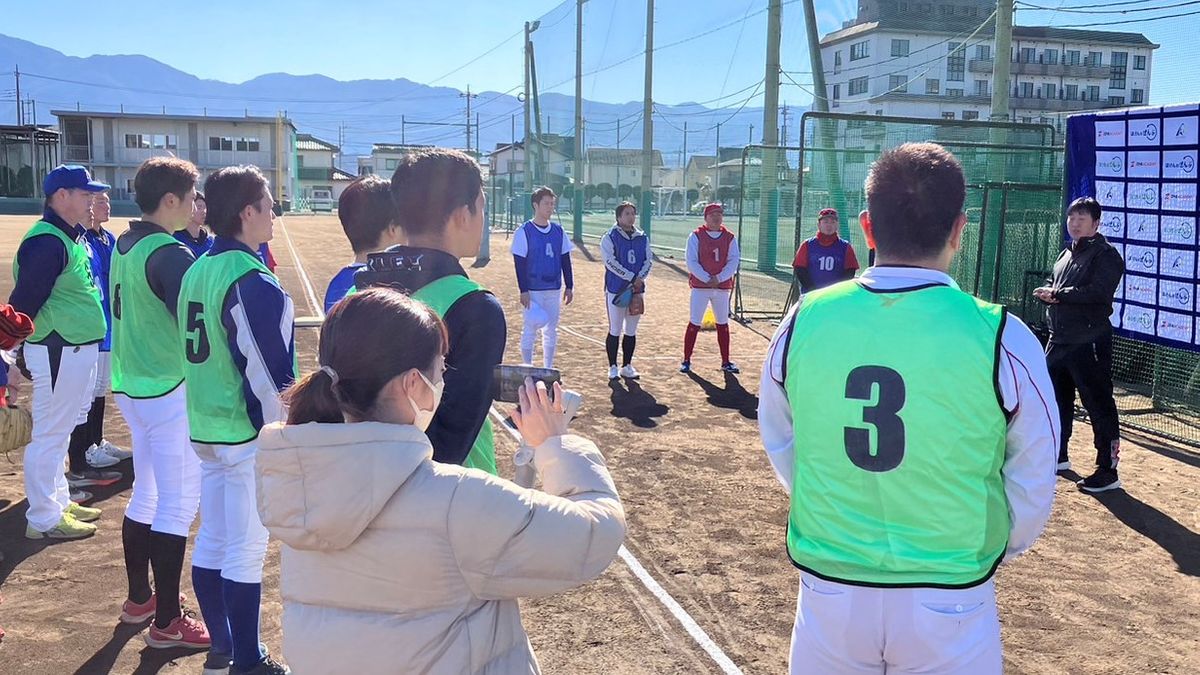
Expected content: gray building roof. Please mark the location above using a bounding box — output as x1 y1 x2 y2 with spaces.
51 109 297 127
821 19 1157 48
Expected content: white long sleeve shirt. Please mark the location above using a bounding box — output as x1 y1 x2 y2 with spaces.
599 225 652 282
685 229 740 283
758 266 1059 562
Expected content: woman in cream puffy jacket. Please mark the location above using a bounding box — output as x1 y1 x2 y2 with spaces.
255 288 625 674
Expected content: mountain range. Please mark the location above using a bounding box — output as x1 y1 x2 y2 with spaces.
0 33 784 169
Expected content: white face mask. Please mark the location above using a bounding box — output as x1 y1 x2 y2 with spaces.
407 369 444 432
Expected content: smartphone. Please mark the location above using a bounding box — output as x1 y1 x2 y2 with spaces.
492 364 562 403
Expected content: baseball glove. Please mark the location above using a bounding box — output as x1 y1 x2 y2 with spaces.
0 406 32 458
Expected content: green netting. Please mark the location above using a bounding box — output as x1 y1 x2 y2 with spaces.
732 112 1197 447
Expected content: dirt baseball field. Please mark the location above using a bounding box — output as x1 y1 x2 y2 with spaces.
0 213 1196 674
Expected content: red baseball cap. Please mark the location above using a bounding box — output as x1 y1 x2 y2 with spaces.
818 208 839 219
0 304 34 350
704 203 724 217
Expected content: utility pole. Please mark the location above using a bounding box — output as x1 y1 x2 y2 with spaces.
714 122 721 205
461 85 478 153
475 113 480 157
758 0 782 272
640 0 654 236
14 64 21 125
802 0 845 244
991 0 1014 124
401 115 406 145
681 120 688 214
524 20 540 219
801 0 829 114
616 116 621 195
781 104 790 146
574 0 586 240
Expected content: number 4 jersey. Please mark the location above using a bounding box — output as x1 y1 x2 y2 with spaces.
178 239 297 446
783 280 1009 587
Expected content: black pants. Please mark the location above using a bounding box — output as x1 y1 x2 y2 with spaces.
1046 335 1121 470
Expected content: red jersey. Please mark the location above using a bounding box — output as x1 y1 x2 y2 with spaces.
689 226 735 290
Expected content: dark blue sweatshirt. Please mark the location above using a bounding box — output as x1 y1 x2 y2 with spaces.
9 210 82 348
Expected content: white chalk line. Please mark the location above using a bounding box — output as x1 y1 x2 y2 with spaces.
488 408 743 675
287 221 742 674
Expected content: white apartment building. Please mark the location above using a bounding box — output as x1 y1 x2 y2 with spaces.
53 110 298 206
295 133 355 206
821 0 1157 129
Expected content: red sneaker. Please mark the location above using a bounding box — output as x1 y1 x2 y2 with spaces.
145 612 211 649
119 592 188 624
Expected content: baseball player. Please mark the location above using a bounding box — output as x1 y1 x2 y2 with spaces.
174 191 214 257
600 201 651 379
179 165 294 675
512 186 574 368
111 157 209 648
11 165 109 540
71 190 132 481
323 175 404 312
682 203 740 374
759 143 1057 674
792 207 859 294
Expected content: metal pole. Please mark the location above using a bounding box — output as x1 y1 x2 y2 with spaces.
14 64 22 126
758 0 781 272
991 0 1014 123
801 0 829 114
524 21 534 218
574 0 585 240
682 120 687 214
714 122 721 204
402 115 406 145
640 0 654 236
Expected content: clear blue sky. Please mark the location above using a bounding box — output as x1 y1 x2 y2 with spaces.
1 0 1192 108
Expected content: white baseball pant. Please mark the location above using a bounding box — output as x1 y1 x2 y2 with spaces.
520 289 563 368
689 288 731 325
190 441 270 583
605 292 642 337
93 351 112 397
23 342 98 531
789 573 1001 674
117 387 201 537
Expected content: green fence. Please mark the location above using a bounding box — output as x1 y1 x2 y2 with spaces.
732 111 1198 448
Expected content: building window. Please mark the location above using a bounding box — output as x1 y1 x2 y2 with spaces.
1109 96 1126 106
940 4 954 15
209 136 233 151
832 84 841 100
1020 47 1035 63
1110 51 1128 89
1088 85 1101 101
850 41 870 61
1133 54 1146 70
1043 83 1056 99
947 88 963 97
947 42 965 81
849 76 869 96
1020 82 1034 98
891 39 910 57
963 110 980 121
926 78 940 94
150 134 177 150
126 179 136 194
385 158 399 170
889 75 909 93
975 45 991 61
1087 51 1102 67
1131 88 1144 104
297 155 304 167
125 134 149 149
1065 84 1079 100
1044 49 1058 65
835 51 842 68
235 137 260 152
974 79 990 97
1066 50 1081 66
942 112 956 120
1021 116 1033 124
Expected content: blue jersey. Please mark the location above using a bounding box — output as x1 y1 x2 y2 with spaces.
84 227 117 351
605 228 649 294
516 221 567 291
324 263 365 313
174 228 215 258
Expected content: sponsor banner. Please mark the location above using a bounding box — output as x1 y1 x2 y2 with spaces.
1126 183 1160 211
1160 248 1197 280
1163 114 1199 146
1095 151 1125 178
1099 211 1126 239
1163 150 1197 179
1114 276 1125 300
1110 241 1124 259
1124 244 1158 275
1127 151 1161 179
1095 119 1126 147
1162 183 1197 213
1161 216 1197 246
1126 213 1158 242
1127 118 1162 146
1121 304 1156 336
1156 311 1194 344
1123 274 1157 305
1158 280 1196 313
1096 180 1126 209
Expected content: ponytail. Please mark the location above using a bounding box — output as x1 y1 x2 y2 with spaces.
284 369 342 425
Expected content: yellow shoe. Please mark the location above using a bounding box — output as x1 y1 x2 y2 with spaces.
25 513 97 540
66 501 102 523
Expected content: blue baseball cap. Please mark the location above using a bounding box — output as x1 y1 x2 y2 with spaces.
43 165 110 196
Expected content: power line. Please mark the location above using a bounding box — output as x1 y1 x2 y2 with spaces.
1018 0 1200 12
1059 7 1200 24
